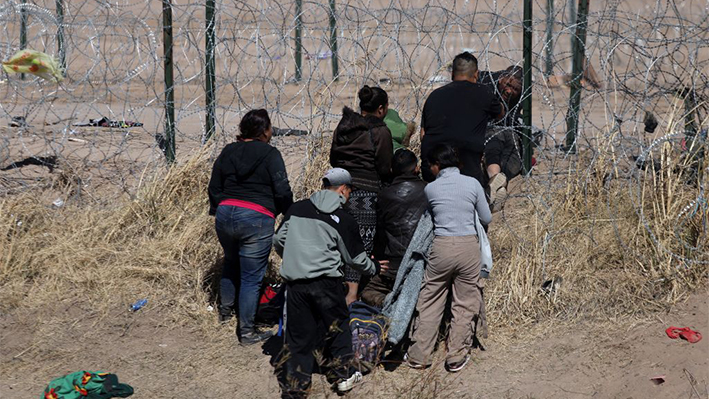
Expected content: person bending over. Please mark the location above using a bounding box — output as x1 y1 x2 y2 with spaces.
361 149 428 308
273 168 387 398
405 143 492 373
480 66 524 211
330 85 393 304
208 109 293 345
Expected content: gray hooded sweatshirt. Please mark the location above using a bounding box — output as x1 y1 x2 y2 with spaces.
273 189 379 282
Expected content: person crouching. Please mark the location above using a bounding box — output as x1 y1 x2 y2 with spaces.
273 168 387 398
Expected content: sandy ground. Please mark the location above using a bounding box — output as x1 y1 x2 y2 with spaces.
0 292 706 398
0 1 706 398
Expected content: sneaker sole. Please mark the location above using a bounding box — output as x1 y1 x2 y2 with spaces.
336 372 362 392
445 356 470 373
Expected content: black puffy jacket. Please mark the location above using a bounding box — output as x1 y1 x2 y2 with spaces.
372 173 427 275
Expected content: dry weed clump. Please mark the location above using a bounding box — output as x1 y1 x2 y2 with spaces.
485 110 707 333
0 114 706 341
0 144 220 325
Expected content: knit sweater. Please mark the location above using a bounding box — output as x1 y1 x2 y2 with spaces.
425 167 492 236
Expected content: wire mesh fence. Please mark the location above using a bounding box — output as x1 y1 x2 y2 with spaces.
0 0 706 268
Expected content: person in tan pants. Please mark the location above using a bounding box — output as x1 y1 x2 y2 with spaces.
405 143 492 372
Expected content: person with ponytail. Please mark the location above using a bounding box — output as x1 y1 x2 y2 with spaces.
330 85 393 304
208 109 293 345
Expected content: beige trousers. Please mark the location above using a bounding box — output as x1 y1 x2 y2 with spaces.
407 235 482 365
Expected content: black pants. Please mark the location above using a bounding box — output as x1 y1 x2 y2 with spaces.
283 277 353 396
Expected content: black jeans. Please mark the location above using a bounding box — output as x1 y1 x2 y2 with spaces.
282 277 353 397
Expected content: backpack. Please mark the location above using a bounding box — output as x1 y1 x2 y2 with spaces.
256 283 283 326
349 301 389 371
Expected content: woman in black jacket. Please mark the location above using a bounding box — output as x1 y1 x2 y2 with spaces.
330 85 393 304
208 109 293 345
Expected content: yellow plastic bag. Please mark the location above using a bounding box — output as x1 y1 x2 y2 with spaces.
2 49 63 82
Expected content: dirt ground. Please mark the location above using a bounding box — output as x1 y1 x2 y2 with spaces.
1 1 706 398
1 291 706 398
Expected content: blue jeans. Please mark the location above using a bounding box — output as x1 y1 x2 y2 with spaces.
215 205 275 333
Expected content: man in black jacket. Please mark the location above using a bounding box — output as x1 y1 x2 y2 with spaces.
362 150 428 308
420 52 503 184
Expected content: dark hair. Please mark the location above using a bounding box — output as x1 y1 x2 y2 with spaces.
392 149 418 176
452 52 478 79
427 143 459 169
358 85 388 113
239 109 271 139
503 65 523 80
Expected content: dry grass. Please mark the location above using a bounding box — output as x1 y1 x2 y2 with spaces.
0 108 706 399
1 112 706 335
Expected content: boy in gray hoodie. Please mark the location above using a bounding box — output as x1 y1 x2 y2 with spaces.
273 168 385 398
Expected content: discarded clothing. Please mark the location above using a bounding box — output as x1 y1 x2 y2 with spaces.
2 49 63 82
666 326 702 343
9 116 29 127
382 211 434 345
42 371 133 399
272 127 308 137
74 117 143 128
1 156 57 172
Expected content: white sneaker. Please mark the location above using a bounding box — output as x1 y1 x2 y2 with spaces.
336 371 363 392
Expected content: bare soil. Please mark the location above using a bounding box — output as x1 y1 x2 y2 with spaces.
1 292 706 398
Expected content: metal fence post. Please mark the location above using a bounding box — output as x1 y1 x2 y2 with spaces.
162 0 176 163
205 0 216 142
20 0 27 80
568 0 576 56
55 0 65 72
295 0 303 82
522 0 534 173
545 0 554 76
564 0 589 154
328 0 339 80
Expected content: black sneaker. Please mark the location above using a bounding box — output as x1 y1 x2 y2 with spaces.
445 354 470 373
239 329 274 346
218 312 234 324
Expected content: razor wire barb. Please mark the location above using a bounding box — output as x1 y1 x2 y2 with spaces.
0 0 707 267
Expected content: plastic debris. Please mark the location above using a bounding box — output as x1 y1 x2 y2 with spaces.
130 299 148 312
2 49 64 82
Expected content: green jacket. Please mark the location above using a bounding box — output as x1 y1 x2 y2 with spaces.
384 109 407 152
273 190 379 281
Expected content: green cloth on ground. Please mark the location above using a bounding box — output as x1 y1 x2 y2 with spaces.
42 371 133 399
384 109 407 152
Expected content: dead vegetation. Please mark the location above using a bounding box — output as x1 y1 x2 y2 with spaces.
0 107 706 397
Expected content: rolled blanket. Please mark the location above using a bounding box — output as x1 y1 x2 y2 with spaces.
382 211 434 345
